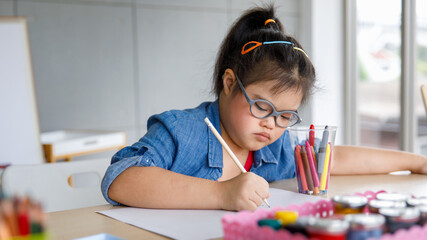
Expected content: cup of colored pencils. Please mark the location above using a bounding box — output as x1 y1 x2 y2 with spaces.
288 125 337 195
0 194 47 240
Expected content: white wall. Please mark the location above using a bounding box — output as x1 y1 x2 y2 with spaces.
300 0 345 144
0 1 14 15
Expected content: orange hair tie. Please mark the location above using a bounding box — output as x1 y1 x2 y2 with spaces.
241 41 263 55
264 19 276 25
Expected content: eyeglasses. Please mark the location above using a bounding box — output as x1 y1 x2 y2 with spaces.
235 74 302 128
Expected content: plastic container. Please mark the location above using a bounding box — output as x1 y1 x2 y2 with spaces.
369 199 407 213
306 217 349 240
345 213 385 240
407 197 427 207
288 125 337 195
332 195 368 214
376 193 411 202
379 207 420 233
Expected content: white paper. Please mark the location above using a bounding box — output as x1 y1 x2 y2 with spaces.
97 188 322 240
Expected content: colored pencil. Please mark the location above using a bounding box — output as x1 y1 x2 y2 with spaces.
320 143 331 191
17 198 30 236
0 195 46 238
317 126 329 177
293 146 303 192
1 199 19 236
305 141 320 188
294 145 308 191
309 124 315 147
311 145 317 166
300 146 314 192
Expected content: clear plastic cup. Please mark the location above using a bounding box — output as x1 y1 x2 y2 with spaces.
288 125 337 195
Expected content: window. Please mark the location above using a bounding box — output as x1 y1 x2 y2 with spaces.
416 0 427 154
357 0 401 150
349 0 423 153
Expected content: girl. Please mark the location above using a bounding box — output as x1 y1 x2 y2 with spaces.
101 5 427 212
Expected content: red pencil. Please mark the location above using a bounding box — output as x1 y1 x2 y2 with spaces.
17 198 30 236
309 124 315 147
295 145 308 191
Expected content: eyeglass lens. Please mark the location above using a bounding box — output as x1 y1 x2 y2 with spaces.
250 100 298 127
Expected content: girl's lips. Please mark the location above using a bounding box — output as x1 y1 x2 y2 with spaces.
255 132 271 141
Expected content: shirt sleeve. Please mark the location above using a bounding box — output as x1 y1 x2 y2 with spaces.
101 112 177 205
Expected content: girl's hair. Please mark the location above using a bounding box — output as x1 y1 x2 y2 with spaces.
213 5 316 105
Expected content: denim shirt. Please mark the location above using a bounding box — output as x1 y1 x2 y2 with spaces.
101 100 296 205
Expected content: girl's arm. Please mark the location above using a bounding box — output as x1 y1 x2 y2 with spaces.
331 145 427 175
108 166 269 211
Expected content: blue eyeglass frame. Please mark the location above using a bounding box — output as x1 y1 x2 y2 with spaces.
235 74 302 128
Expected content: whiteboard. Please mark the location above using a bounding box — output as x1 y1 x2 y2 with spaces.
0 17 44 165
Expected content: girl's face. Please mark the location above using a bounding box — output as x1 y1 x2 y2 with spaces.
220 72 303 152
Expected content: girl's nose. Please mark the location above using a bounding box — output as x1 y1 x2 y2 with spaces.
260 116 275 130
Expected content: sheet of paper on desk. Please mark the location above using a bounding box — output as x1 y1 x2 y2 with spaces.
97 188 321 240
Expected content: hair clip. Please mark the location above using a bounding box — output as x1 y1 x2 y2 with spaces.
264 19 276 25
241 40 309 58
293 47 309 58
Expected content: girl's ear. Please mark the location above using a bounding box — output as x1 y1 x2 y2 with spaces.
222 68 236 96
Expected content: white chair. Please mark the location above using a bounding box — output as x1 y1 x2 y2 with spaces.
0 158 110 212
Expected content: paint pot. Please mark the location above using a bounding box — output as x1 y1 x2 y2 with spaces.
332 195 368 214
306 217 349 240
407 197 427 207
379 207 420 233
274 210 298 226
257 218 282 230
417 205 427 226
376 193 410 202
283 216 310 237
345 213 385 240
368 199 406 213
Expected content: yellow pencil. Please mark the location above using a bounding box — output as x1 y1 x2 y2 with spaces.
204 117 270 208
320 143 331 191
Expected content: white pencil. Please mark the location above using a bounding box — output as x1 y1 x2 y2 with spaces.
204 117 270 208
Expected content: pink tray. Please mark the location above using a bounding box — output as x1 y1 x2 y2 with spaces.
222 190 427 240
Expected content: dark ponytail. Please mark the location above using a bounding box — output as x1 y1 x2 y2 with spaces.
213 4 316 105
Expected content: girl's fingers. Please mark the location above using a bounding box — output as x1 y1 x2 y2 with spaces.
249 193 263 207
258 187 270 199
246 199 258 212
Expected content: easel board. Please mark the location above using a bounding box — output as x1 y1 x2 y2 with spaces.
0 17 44 165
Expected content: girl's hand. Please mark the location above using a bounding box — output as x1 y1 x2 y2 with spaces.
218 172 270 212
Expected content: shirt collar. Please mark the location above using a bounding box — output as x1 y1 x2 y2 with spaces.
253 146 278 168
